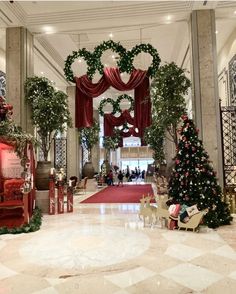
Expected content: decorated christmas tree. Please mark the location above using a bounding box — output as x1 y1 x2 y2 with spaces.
168 115 232 228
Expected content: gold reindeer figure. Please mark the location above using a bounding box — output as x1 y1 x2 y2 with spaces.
154 196 170 227
139 196 154 226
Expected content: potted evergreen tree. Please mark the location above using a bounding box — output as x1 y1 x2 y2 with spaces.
25 76 72 190
145 62 190 176
79 120 100 178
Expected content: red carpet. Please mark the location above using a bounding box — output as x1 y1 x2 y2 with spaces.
81 184 154 203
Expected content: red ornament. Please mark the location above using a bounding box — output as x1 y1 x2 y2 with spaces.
178 128 183 133
181 114 188 121
175 159 180 164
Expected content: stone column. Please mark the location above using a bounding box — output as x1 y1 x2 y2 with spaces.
6 27 34 133
91 110 100 174
66 86 80 179
190 10 223 186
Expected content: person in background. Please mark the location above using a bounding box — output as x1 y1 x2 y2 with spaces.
125 165 130 181
141 170 145 181
117 170 124 187
107 170 114 186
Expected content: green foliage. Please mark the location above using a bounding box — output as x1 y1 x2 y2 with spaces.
25 76 72 161
103 129 121 151
168 116 232 228
0 120 37 162
0 207 42 235
151 62 190 147
144 120 165 164
79 120 100 159
64 40 160 81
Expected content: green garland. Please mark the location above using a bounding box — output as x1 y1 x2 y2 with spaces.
0 207 42 235
64 41 161 82
98 95 134 117
116 94 134 113
0 120 37 163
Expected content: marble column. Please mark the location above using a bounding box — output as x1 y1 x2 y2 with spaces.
190 10 223 187
91 110 100 174
6 27 34 133
66 86 80 179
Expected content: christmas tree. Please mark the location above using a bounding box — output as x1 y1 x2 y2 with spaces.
168 115 232 228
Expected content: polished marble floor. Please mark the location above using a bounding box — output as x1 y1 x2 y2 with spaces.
0 193 236 294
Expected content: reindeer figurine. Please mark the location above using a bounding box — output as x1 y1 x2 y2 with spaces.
139 196 154 226
154 196 170 226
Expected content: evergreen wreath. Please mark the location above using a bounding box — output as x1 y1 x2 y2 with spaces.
98 95 134 116
91 40 127 77
116 94 134 113
120 44 161 78
64 48 93 82
98 98 119 116
64 41 161 82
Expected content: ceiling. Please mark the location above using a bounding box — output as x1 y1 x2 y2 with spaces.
0 1 236 109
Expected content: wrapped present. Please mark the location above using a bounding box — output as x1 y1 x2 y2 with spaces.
186 204 199 217
168 203 181 217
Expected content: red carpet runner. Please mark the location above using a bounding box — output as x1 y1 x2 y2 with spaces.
81 184 154 203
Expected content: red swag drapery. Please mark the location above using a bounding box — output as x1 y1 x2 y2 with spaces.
104 110 134 137
75 68 151 135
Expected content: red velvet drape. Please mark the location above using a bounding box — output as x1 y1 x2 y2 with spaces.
75 68 151 132
104 110 134 136
134 75 151 137
121 127 140 137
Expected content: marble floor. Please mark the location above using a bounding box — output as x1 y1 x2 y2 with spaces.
0 194 236 294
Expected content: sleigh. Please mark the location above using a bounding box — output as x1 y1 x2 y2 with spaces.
177 209 208 232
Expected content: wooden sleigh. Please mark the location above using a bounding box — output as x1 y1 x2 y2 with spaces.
176 209 208 232
139 195 208 232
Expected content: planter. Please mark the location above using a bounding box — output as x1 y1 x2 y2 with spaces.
82 162 95 179
159 164 167 177
35 161 52 190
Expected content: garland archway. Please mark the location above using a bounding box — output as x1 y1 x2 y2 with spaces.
64 40 161 138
